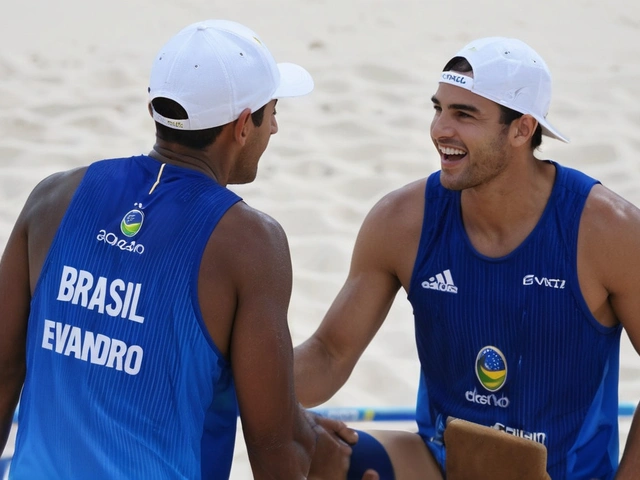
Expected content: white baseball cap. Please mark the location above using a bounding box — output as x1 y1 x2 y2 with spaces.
439 37 568 143
148 20 314 130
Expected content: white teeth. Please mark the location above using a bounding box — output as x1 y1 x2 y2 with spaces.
440 147 466 155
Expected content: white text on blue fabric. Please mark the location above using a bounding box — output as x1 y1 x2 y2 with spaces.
57 265 145 323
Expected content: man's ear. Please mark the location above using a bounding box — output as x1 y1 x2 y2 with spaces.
233 108 253 146
511 114 538 148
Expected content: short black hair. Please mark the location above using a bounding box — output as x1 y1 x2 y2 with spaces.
442 57 542 149
151 97 267 150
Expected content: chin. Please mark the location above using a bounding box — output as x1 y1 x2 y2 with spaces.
439 173 465 191
229 172 258 185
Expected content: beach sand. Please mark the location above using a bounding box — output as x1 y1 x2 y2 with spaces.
1 0 640 477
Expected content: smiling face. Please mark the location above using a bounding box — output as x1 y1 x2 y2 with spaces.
430 81 513 191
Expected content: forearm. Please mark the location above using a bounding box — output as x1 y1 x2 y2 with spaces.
617 402 640 478
245 409 317 479
294 338 351 408
246 443 312 480
0 366 24 455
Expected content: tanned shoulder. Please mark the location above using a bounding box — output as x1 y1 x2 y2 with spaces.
581 183 640 294
355 177 428 288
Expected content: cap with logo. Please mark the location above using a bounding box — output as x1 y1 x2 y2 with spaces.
439 37 568 143
148 19 314 130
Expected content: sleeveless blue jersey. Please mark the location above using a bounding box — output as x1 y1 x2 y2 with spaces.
408 161 621 479
11 155 242 479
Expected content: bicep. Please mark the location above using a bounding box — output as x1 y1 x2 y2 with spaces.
229 216 299 447
0 206 32 362
582 187 640 353
0 213 30 421
0 168 85 365
608 261 640 356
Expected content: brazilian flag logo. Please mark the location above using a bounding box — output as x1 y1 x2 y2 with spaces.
475 346 507 392
120 209 144 238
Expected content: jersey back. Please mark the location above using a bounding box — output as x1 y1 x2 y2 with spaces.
12 156 242 479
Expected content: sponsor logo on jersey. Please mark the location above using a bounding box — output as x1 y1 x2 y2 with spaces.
422 269 458 293
97 204 146 254
492 422 547 445
465 388 510 408
522 274 566 289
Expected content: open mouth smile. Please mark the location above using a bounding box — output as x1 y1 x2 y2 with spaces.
439 146 467 162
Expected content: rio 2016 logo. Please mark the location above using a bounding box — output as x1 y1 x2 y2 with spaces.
475 346 507 392
120 210 144 238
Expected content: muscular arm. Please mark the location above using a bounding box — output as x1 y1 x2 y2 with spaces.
0 168 84 455
599 206 640 478
578 185 640 478
294 180 425 407
201 202 352 479
0 215 29 454
231 210 316 478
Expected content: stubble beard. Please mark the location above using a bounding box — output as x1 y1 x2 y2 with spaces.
440 133 510 192
230 135 265 185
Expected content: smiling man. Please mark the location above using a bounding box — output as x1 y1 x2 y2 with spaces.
294 37 640 479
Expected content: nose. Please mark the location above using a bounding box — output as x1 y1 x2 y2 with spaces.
430 112 454 141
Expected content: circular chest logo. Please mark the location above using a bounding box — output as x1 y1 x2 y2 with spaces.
120 209 144 237
475 346 507 392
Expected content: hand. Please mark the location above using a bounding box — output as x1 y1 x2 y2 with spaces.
307 411 359 445
362 469 380 480
305 412 380 480
306 420 352 479
307 432 380 480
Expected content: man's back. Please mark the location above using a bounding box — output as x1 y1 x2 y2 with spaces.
11 156 241 479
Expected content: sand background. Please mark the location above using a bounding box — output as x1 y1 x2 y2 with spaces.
1 0 640 477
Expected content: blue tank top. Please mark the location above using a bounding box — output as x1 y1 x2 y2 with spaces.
11 155 242 479
408 161 621 479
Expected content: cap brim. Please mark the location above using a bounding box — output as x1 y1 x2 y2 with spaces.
537 117 569 143
274 62 314 98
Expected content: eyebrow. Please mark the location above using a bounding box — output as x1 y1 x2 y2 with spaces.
431 95 480 114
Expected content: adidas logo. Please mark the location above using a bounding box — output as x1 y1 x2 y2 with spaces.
422 269 458 293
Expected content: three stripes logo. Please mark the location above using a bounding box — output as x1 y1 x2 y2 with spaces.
421 269 458 293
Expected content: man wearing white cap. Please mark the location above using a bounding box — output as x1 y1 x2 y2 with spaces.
295 36 640 479
0 19 361 479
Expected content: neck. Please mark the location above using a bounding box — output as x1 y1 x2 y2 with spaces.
148 143 225 185
460 159 556 257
